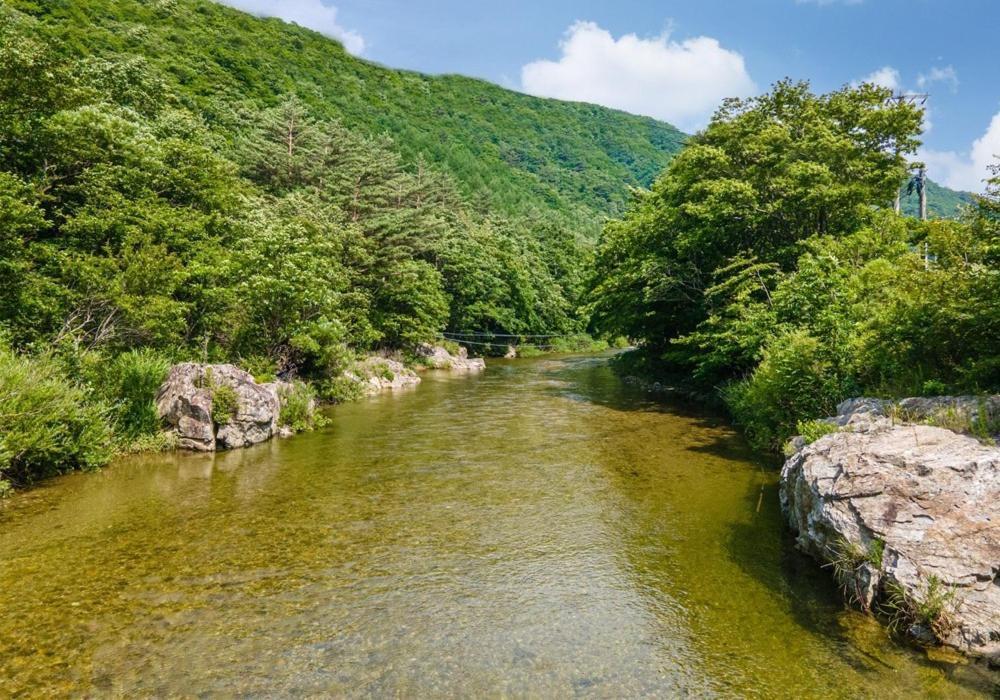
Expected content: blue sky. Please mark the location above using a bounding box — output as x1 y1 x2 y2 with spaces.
219 0 999 191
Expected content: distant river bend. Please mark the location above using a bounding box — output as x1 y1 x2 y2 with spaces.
1 354 996 696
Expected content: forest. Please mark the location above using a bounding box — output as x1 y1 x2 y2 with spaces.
0 2 601 492
0 0 993 494
588 81 1000 451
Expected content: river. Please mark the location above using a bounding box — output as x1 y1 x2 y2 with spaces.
0 354 996 697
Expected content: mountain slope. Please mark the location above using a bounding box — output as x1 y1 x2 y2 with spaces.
15 0 685 233
11 0 970 227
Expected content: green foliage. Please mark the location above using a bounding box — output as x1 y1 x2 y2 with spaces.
591 80 1000 452
278 382 323 432
723 331 845 452
209 381 239 427
0 2 597 443
796 419 840 445
98 349 171 440
7 0 686 233
882 576 958 642
0 346 112 488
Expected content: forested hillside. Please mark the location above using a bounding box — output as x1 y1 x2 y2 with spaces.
6 0 970 225
0 2 610 490
7 0 687 233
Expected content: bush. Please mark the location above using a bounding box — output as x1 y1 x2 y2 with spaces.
796 419 840 445
278 381 323 432
100 349 171 440
211 383 239 426
724 331 844 452
0 347 112 488
316 376 364 404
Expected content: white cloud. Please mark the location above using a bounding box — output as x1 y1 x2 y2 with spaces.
920 111 1000 192
521 22 756 132
856 66 901 91
216 0 365 54
917 65 959 93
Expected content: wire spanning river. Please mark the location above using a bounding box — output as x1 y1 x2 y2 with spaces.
1 354 996 696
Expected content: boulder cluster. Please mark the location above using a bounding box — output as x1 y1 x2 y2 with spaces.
155 363 306 452
156 346 486 451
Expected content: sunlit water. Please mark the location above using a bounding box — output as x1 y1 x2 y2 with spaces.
1 354 997 697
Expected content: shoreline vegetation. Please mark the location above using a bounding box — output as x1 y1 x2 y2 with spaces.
0 0 997 672
0 1 614 496
588 80 999 456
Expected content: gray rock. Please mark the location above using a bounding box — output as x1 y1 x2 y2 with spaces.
156 363 297 451
781 405 1000 659
343 356 422 396
414 344 486 372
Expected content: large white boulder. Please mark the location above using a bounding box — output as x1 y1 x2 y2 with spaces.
781 399 1000 659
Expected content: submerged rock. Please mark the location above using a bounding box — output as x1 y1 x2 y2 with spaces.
156 363 306 451
781 397 1000 659
414 343 486 372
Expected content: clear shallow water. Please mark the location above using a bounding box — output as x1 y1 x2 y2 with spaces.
1 354 997 697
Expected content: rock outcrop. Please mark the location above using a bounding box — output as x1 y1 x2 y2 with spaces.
414 344 486 372
342 356 421 396
156 363 301 451
781 397 1000 660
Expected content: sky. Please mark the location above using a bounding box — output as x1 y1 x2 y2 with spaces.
217 0 1000 192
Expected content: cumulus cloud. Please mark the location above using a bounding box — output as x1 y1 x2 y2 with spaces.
917 65 959 93
216 0 364 54
856 66 902 91
920 112 1000 192
521 21 756 131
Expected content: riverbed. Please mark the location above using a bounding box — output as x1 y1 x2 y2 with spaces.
1 354 996 696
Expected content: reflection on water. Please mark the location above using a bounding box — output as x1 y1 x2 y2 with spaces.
1 354 997 697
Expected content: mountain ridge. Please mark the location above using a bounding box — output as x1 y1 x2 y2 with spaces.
15 0 970 227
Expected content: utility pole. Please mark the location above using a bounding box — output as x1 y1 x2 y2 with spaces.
918 166 928 221
887 92 929 215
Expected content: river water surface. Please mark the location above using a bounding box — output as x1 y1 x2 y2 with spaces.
1 354 997 697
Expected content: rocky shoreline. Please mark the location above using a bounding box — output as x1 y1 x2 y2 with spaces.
156 345 483 452
781 396 1000 661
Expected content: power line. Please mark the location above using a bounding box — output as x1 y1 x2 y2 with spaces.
441 331 571 339
437 336 558 349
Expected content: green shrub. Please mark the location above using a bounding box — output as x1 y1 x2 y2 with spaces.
441 340 462 356
796 419 840 445
0 347 112 488
278 382 324 432
241 354 278 383
317 376 364 404
211 383 239 426
724 331 843 452
883 576 958 642
100 349 171 440
920 379 948 397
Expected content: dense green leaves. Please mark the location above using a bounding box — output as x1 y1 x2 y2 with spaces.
0 4 598 486
590 81 1000 451
6 0 688 233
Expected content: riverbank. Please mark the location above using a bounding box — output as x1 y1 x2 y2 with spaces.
0 342 486 496
613 349 1000 662
2 354 995 696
